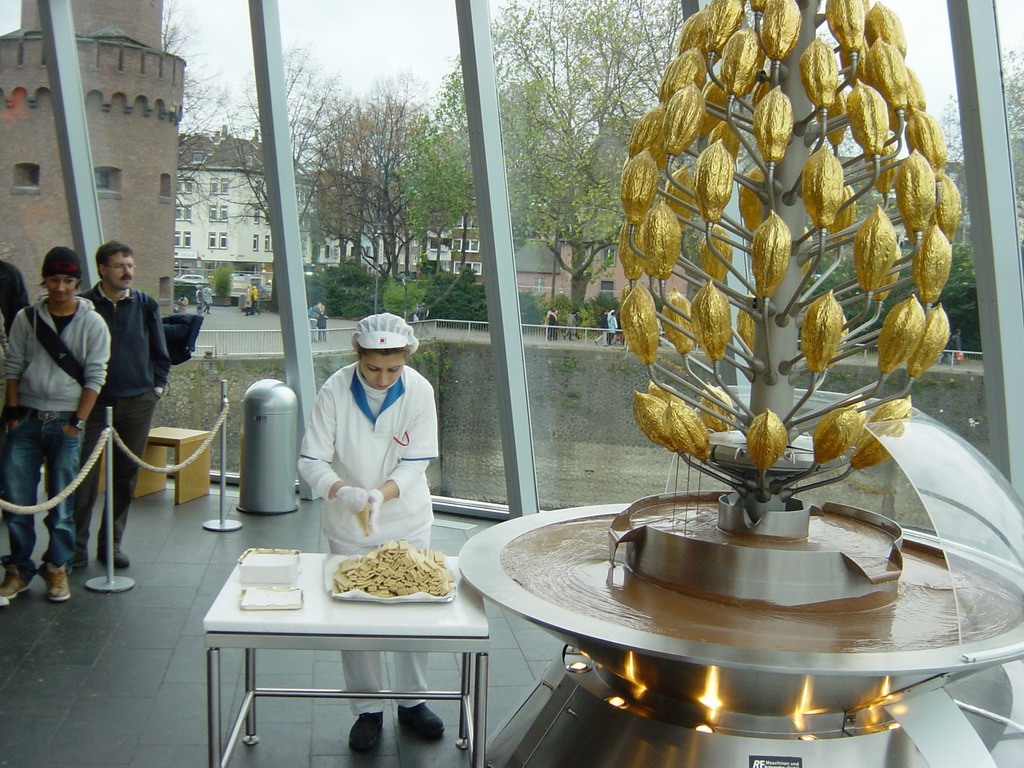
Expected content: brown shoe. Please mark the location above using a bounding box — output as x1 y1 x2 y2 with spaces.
42 563 70 602
0 565 30 600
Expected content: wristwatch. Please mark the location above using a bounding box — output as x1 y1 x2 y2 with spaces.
71 418 87 431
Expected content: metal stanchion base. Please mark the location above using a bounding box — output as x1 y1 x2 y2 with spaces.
204 519 243 532
84 575 135 593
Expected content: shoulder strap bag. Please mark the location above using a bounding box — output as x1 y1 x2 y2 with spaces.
24 306 85 386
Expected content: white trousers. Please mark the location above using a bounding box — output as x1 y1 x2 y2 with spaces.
328 531 431 715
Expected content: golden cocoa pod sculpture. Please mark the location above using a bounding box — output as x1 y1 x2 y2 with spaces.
628 105 666 160
935 173 962 241
700 386 734 432
659 49 707 104
875 164 898 197
864 40 910 110
906 304 950 378
700 81 728 136
802 146 845 230
662 288 694 356
691 281 732 361
896 150 937 234
800 38 839 110
813 406 866 464
753 87 793 164
850 396 912 470
647 380 674 404
877 295 926 374
747 410 788 471
677 8 707 54
666 165 695 217
907 67 927 112
663 84 705 156
854 206 899 292
700 225 733 282
847 83 889 156
620 282 661 366
865 2 908 58
737 307 756 351
802 291 844 372
827 89 849 148
633 392 672 449
694 140 735 223
760 0 802 62
739 167 765 230
617 222 644 281
708 121 741 159
641 200 681 281
663 401 712 461
913 225 952 304
720 28 763 96
873 269 899 302
826 0 866 54
834 185 856 232
751 210 791 297
620 150 660 226
906 111 947 172
704 0 745 54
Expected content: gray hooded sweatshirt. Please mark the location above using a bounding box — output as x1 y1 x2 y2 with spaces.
5 296 111 412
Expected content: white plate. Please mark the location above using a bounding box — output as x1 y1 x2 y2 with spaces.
240 587 303 610
323 554 456 604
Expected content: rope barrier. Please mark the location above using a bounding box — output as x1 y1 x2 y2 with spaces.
0 401 229 516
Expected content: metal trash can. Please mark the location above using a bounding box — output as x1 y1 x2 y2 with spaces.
237 379 299 515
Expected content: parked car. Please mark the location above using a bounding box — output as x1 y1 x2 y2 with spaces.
174 274 207 285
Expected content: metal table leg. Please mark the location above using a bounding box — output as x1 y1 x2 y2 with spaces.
457 651 472 749
207 647 222 768
243 647 260 745
472 652 489 768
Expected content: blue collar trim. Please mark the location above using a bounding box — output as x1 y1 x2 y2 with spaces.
350 370 405 425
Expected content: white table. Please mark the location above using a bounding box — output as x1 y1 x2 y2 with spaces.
203 553 490 768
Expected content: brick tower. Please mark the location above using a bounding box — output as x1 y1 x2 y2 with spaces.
0 0 184 304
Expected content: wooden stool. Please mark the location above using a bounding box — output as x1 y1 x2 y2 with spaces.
133 427 212 504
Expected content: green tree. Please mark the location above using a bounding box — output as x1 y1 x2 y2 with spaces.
940 243 980 351
423 271 487 321
305 262 375 319
212 265 232 298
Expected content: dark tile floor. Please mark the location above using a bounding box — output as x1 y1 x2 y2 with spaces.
2 487 1023 767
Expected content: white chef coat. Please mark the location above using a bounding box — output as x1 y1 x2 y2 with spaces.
298 361 438 549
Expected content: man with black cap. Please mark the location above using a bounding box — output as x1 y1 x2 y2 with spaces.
0 247 110 603
73 240 170 569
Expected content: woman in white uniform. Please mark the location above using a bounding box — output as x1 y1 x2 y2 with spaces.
298 312 442 752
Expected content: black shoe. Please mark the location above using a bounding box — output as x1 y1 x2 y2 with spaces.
97 548 130 569
349 712 383 751
397 703 444 739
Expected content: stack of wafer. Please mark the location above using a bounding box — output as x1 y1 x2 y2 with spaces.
331 541 453 598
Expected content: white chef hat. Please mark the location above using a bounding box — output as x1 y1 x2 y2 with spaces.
352 312 419 354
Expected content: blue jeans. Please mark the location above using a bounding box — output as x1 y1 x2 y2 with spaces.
1 415 82 581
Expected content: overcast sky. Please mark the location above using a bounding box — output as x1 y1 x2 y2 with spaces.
1 0 1022 118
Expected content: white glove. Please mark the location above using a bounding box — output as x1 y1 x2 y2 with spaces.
365 489 384 533
332 485 369 514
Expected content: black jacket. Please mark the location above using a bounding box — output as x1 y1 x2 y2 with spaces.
0 260 29 336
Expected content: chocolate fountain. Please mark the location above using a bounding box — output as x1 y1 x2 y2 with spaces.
460 1 1024 765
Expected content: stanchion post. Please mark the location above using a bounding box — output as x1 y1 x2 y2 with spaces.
85 406 134 593
205 380 242 532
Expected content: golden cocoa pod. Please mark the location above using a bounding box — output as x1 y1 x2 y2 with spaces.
935 173 962 241
700 385 733 432
876 163 898 196
802 291 845 372
663 401 712 460
620 150 660 226
739 167 765 230
896 150 937 234
659 49 707 104
802 146 845 230
753 87 793 164
761 0 802 61
700 224 733 282
708 122 741 159
864 39 910 110
677 10 708 54
663 84 705 156
647 380 679 406
691 281 732 361
628 105 666 159
750 0 770 11
872 269 899 302
666 165 695 217
813 406 866 464
633 392 672 449
720 28 763 97
854 206 899 292
847 82 888 156
827 0 866 54
747 410 788 471
865 2 907 58
641 201 681 281
737 307 756 351
913 225 952 304
872 397 913 423
906 111 947 172
704 0 745 53
694 140 735 223
617 222 645 281
850 396 913 469
834 185 856 232
800 38 839 110
850 432 892 469
906 67 927 112
907 304 950 378
827 89 848 147
663 287 694 355
700 81 728 136
751 210 791 297
620 281 661 365
877 296 926 374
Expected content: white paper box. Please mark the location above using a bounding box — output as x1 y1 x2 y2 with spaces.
238 551 299 586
